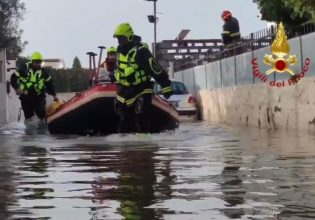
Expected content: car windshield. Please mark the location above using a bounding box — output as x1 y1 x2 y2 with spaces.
154 81 189 95
171 81 189 94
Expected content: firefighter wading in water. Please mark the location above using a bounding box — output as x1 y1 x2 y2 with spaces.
113 22 173 133
10 52 58 128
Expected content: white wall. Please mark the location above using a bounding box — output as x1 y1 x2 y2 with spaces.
198 77 315 132
172 32 315 132
0 50 8 124
6 60 21 122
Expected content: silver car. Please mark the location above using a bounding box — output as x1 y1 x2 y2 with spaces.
154 80 198 117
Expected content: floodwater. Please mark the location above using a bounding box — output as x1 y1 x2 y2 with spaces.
0 122 315 220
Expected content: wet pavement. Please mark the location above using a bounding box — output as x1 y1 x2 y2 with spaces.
0 121 315 219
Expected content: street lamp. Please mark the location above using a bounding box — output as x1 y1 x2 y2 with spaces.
144 0 158 57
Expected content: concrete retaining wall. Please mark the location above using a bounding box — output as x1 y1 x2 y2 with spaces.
172 32 315 132
198 77 315 132
0 50 8 124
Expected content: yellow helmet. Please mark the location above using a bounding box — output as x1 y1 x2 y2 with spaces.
113 22 134 41
107 46 117 53
31 51 43 61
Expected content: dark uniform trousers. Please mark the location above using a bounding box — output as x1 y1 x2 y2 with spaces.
116 93 152 133
20 94 46 119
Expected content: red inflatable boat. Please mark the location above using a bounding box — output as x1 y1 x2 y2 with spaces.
47 83 179 135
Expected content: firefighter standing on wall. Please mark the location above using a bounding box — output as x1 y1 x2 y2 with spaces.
10 52 59 128
113 22 173 133
221 10 241 46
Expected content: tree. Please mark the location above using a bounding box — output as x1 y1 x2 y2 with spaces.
282 0 315 20
0 0 26 56
16 55 29 69
72 56 82 69
51 68 90 92
253 0 312 29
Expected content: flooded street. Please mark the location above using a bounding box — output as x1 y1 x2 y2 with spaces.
0 122 315 220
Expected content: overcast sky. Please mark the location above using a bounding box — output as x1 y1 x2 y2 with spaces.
20 0 267 68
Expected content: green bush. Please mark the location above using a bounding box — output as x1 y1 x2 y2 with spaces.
50 68 91 93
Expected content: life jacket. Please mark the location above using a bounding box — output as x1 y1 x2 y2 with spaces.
15 63 49 94
115 44 153 106
115 44 150 87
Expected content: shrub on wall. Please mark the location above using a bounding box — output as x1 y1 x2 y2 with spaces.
50 68 90 93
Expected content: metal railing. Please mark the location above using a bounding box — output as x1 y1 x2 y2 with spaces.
173 22 315 72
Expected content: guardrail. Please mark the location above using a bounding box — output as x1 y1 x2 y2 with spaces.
171 22 315 93
174 22 315 72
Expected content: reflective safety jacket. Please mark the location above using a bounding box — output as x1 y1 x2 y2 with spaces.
10 63 56 96
115 42 172 106
221 16 241 45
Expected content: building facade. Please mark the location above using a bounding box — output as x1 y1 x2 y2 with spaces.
43 58 65 69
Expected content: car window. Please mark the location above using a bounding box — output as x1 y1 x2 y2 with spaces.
171 81 189 95
154 81 189 95
153 81 189 95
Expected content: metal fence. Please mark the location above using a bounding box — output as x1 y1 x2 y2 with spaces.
173 22 315 72
172 22 315 94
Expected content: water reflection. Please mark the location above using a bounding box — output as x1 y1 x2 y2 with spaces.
219 143 245 219
0 138 16 219
90 145 159 219
0 123 315 219
15 144 55 219
19 146 50 173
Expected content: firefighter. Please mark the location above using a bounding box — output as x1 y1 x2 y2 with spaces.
221 10 241 46
10 52 58 128
113 22 173 133
103 46 118 83
98 46 118 83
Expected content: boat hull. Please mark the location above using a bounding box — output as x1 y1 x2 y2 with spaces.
47 84 179 135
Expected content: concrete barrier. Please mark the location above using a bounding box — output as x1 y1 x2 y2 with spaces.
0 50 8 124
171 32 315 132
198 76 315 132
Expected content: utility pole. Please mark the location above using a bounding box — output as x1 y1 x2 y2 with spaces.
145 0 158 57
153 0 157 57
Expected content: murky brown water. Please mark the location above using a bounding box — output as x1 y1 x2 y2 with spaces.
0 122 315 220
